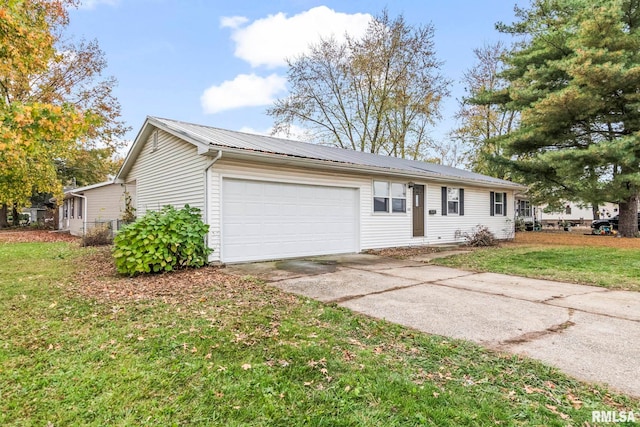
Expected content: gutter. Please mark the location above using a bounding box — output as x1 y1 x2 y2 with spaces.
202 150 223 252
68 192 88 237
208 146 527 190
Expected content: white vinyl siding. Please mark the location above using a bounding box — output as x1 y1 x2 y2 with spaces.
62 183 127 236
85 184 127 223
206 159 516 262
126 129 208 216
428 185 514 243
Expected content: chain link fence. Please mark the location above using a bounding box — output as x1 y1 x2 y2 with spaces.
82 220 133 246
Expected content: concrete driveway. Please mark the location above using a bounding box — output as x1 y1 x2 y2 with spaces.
228 253 640 398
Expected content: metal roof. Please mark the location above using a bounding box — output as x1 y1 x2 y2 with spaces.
142 116 524 189
64 180 116 195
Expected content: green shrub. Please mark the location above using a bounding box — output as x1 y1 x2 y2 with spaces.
113 205 212 276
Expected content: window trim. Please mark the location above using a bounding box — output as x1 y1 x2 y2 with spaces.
448 188 460 215
373 180 390 213
494 192 504 216
442 186 464 216
490 191 508 217
373 180 407 214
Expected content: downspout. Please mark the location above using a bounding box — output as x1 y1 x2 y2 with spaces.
203 150 223 254
68 192 88 237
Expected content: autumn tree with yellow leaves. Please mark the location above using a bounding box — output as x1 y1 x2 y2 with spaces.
0 0 127 226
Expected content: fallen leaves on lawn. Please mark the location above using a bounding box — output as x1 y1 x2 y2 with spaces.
0 229 79 243
363 245 454 258
524 384 542 394
70 246 307 352
566 392 583 409
545 404 569 419
365 230 640 259
71 247 294 309
513 230 640 249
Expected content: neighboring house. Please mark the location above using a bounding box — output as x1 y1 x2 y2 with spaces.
537 202 596 226
20 207 47 224
59 181 135 236
516 198 620 228
115 117 526 263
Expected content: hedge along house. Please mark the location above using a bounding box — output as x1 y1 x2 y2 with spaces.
115 117 526 264
59 181 135 237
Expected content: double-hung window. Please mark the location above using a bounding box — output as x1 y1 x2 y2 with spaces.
490 191 508 216
373 181 406 213
441 186 464 216
494 192 504 215
447 188 460 214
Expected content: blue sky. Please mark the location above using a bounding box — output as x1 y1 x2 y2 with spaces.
68 0 518 149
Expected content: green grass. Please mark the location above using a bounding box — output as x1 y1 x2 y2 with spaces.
1 242 638 426
433 246 640 291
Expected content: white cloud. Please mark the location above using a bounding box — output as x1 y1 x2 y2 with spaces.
78 0 119 9
220 16 249 29
222 6 371 68
200 73 287 114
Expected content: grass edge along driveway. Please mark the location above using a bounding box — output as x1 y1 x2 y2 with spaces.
432 244 640 292
1 241 638 426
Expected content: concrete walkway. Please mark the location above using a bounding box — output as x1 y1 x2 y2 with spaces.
228 254 640 398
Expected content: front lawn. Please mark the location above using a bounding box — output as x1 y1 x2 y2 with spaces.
432 237 640 292
1 239 637 426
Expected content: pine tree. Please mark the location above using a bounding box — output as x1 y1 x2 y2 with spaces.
489 0 640 236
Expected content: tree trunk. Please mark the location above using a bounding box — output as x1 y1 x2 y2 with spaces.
52 207 59 230
592 204 600 220
618 193 639 238
0 204 8 228
11 204 19 227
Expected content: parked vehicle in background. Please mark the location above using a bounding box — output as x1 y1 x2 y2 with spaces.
591 213 640 233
